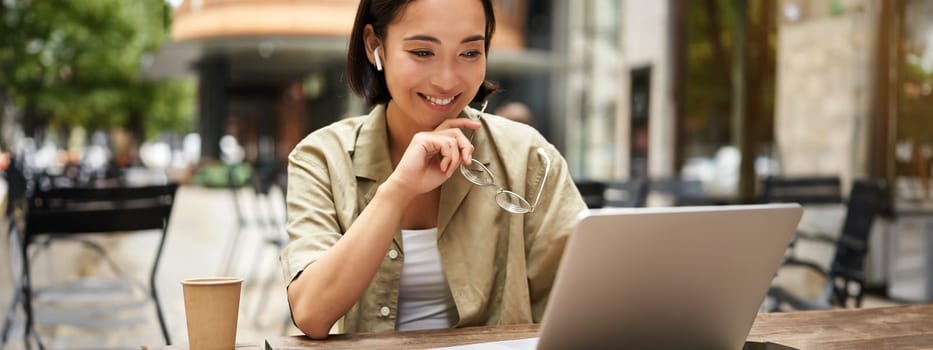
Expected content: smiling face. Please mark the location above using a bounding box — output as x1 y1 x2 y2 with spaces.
373 0 488 132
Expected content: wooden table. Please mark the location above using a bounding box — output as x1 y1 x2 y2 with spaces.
263 305 933 350
162 304 933 349
745 304 933 349
265 323 540 350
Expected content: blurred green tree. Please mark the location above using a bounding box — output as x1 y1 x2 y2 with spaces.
682 0 775 159
898 53 933 145
0 0 194 142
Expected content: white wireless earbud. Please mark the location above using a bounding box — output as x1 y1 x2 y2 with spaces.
373 47 383 71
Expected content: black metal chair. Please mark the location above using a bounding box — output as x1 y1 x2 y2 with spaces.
767 180 884 311
13 183 178 348
2 156 31 346
575 180 607 209
221 163 286 275
760 176 842 205
604 178 649 208
574 178 650 209
244 166 292 332
220 164 251 276
759 175 844 260
649 177 708 206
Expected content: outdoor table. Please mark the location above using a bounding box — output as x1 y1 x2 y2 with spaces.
159 304 933 349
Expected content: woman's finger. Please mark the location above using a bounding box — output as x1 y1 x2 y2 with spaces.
421 134 454 172
454 130 474 165
413 133 440 156
439 152 450 173
435 127 474 166
411 127 471 175
438 137 454 172
435 117 481 132
444 137 460 174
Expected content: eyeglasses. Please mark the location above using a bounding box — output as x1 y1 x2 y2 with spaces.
459 147 551 214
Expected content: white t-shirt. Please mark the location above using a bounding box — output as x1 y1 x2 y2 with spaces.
395 228 458 331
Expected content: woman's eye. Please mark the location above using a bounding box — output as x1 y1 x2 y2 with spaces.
462 50 481 58
409 50 433 58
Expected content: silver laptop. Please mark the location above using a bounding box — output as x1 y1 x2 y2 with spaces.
435 204 802 350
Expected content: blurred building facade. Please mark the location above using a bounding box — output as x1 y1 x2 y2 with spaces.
568 0 932 202
775 0 879 188
775 0 932 199
146 0 933 201
560 1 676 183
146 0 559 171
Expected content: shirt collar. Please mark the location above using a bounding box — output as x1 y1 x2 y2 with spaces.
352 105 394 182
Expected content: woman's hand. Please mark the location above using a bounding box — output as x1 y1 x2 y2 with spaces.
386 118 481 196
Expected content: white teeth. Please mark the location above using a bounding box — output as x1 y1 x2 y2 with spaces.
425 95 454 105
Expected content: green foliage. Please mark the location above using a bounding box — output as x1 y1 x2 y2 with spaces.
898 62 933 144
682 0 776 158
683 0 736 158
193 162 252 188
0 0 194 139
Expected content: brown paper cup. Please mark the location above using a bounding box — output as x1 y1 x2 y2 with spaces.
181 277 242 350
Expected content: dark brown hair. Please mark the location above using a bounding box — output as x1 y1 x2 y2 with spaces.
347 0 499 106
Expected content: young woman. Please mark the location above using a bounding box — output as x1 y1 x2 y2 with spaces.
281 0 586 339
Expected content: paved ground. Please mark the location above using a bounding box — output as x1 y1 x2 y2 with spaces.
0 185 908 349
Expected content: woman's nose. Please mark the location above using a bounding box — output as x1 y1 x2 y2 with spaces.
430 60 459 92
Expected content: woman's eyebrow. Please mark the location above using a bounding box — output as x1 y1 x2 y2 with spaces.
461 35 485 43
403 34 486 44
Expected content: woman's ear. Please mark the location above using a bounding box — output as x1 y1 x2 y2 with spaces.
363 24 381 67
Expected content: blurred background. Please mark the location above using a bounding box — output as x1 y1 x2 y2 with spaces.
1 0 932 348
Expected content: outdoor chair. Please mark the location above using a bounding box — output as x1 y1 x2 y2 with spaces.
759 175 842 205
220 164 291 332
604 178 649 208
649 177 708 206
220 164 286 274
2 157 31 346
220 164 252 276
767 180 884 311
244 166 289 323
11 183 178 348
575 180 607 209
759 175 844 265
251 167 292 333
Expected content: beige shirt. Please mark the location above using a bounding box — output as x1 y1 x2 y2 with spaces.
281 105 586 334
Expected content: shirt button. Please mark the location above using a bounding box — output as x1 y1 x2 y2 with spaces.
379 306 391 317
388 249 399 260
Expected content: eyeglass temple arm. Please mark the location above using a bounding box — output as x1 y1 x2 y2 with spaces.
530 147 551 211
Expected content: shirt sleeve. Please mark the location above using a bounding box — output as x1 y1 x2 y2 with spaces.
522 145 587 322
280 148 345 286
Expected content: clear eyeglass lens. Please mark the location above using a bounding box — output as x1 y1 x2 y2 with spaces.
460 160 494 186
496 191 531 214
